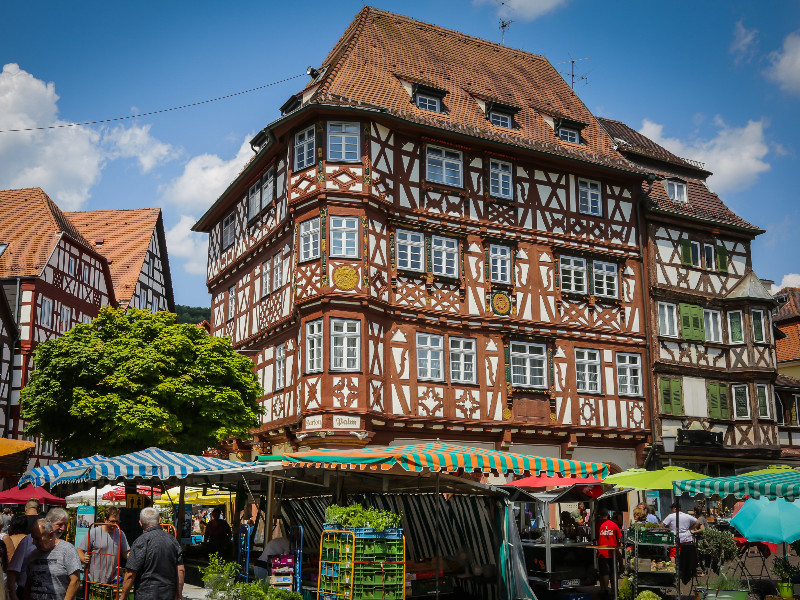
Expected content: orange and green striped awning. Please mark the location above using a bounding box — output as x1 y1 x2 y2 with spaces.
276 442 608 478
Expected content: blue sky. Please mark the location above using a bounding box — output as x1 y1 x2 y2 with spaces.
1 1 798 307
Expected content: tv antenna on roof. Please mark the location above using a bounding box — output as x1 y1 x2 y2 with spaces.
500 18 513 45
558 57 590 89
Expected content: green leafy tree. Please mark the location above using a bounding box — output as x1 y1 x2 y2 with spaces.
21 307 263 459
175 305 211 325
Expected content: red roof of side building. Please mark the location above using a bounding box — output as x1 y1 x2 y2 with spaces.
777 321 800 363
65 208 162 308
776 373 800 390
0 188 92 277
302 7 636 173
774 287 800 324
597 118 760 232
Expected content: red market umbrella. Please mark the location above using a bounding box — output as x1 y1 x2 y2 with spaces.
506 474 605 488
101 485 162 501
0 485 66 506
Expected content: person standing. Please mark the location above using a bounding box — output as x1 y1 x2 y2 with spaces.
23 501 42 536
2 508 13 533
25 519 81 600
662 503 701 585
596 509 621 599
118 507 184 600
636 502 659 524
202 508 232 558
77 507 130 585
8 509 69 600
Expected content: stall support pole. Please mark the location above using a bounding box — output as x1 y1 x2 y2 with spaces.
177 483 186 543
264 476 275 545
435 471 440 600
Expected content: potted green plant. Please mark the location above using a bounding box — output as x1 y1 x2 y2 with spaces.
617 577 633 600
634 590 661 600
199 553 240 599
704 571 750 600
772 556 799 599
696 527 738 574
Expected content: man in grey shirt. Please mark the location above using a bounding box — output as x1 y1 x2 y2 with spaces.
119 507 185 600
77 507 130 585
26 518 81 600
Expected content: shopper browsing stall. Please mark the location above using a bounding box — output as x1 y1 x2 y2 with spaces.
596 509 621 600
661 503 701 585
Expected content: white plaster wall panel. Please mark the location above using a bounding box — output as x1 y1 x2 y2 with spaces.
604 366 615 396
555 361 566 393
392 346 409 380
557 396 572 425
606 399 618 427
683 376 708 418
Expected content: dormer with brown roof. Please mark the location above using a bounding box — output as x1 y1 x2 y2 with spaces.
66 208 175 312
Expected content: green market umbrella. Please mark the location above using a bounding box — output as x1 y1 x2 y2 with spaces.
604 466 708 490
744 465 797 476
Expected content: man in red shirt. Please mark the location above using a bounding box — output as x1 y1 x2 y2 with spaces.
596 508 621 599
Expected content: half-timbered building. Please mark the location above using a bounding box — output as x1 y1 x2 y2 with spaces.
66 208 175 312
194 7 653 469
599 118 781 474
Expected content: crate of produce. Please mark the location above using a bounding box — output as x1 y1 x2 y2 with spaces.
270 575 294 585
640 530 674 545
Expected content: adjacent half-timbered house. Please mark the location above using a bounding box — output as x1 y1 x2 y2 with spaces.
599 118 781 474
0 188 116 464
194 7 652 469
66 208 175 312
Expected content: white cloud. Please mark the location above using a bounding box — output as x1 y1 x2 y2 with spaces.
475 0 569 21
0 63 177 210
639 117 770 194
766 30 800 97
772 273 800 294
730 20 758 65
165 215 208 275
103 124 178 173
159 139 253 211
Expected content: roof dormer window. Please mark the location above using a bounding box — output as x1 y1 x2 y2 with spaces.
410 82 447 114
558 127 580 143
483 100 520 129
554 117 587 145
665 179 687 202
489 111 512 129
416 93 441 112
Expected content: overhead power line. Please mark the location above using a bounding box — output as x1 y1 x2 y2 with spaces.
0 72 307 134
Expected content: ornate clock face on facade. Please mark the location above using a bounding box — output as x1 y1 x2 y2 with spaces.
491 292 511 315
333 265 359 290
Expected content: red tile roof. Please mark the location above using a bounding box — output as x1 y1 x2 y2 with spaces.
774 287 800 324
776 373 800 389
65 208 161 307
0 188 92 277
302 7 636 173
596 118 759 231
777 321 800 363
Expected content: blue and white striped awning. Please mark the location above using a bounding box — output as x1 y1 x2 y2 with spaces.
19 455 108 488
29 448 251 488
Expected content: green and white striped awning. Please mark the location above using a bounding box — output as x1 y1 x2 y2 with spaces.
674 471 800 501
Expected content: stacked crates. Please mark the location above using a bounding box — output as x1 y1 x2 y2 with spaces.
317 526 405 600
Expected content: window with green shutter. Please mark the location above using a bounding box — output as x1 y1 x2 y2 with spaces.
716 245 728 273
719 384 730 419
680 239 693 266
792 396 799 426
757 384 769 418
679 303 706 342
708 381 731 420
660 377 684 415
728 311 744 344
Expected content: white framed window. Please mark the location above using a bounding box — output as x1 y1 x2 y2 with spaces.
305 320 323 373
666 180 687 202
510 342 547 388
426 146 463 188
68 257 76 276
578 179 602 216
490 245 512 284
690 241 701 267
450 337 476 384
82 264 91 282
396 229 425 272
37 298 49 329
327 121 360 162
261 167 275 208
659 302 678 337
261 261 271 297
752 310 765 343
272 253 283 290
330 318 360 371
227 285 235 321
416 333 444 380
728 310 744 344
704 309 722 343
299 218 320 261
593 261 618 298
756 384 770 419
732 384 750 419
431 236 458 278
330 216 359 258
60 306 70 333
575 348 601 393
489 159 513 199
248 180 261 221
222 212 236 250
294 126 315 171
275 343 285 390
558 127 579 143
147 256 155 277
775 394 785 425
617 353 642 396
560 256 587 294
489 111 512 128
704 244 715 270
416 93 441 112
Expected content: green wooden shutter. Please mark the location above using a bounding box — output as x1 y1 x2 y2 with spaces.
708 381 720 419
716 245 728 273
691 305 705 341
757 386 768 418
671 378 684 415
660 377 673 415
719 384 730 419
679 303 693 340
680 240 693 266
792 399 798 426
